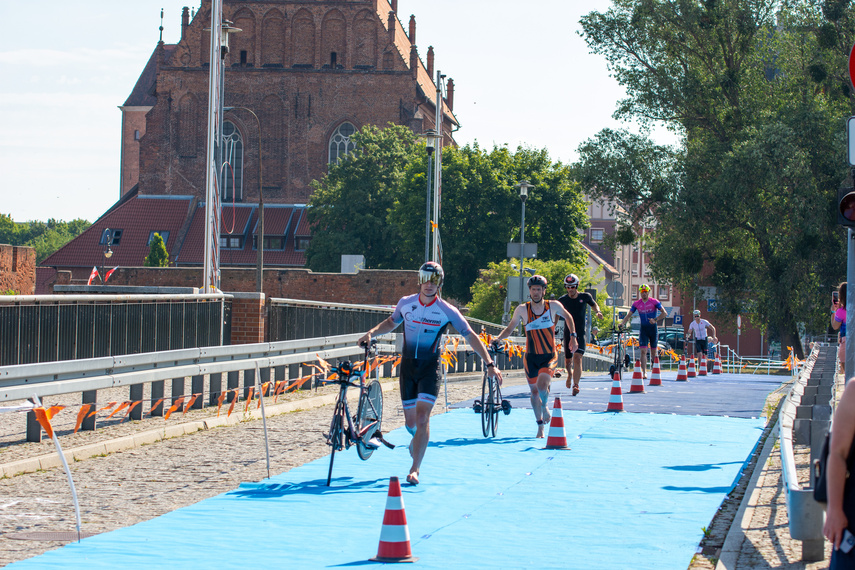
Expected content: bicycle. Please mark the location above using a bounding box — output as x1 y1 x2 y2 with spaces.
607 325 632 378
319 340 393 486
472 341 512 437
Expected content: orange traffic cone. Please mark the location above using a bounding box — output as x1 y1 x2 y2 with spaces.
676 356 688 382
649 355 662 386
698 354 708 376
712 353 722 374
686 356 696 378
629 359 645 393
545 397 570 450
607 371 625 412
371 477 418 563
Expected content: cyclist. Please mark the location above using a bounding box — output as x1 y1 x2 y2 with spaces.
619 284 666 379
493 275 577 438
687 309 718 363
358 262 501 486
557 273 603 396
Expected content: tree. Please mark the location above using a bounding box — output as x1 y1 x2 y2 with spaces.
144 233 169 267
578 0 852 358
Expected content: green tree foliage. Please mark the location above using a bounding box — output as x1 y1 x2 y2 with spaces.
0 213 91 264
307 125 591 304
144 233 169 267
467 259 604 324
578 0 852 357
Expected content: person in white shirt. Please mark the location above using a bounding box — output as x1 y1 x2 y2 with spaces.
687 309 718 357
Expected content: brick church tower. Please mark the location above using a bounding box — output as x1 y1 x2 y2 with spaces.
43 0 457 280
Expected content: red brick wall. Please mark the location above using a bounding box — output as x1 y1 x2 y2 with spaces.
0 245 36 295
231 292 266 344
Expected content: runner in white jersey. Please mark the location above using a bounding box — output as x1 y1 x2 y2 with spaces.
358 262 501 485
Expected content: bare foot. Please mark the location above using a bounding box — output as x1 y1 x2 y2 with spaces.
406 472 419 485
572 384 580 396
536 422 545 438
565 377 572 389
541 407 551 426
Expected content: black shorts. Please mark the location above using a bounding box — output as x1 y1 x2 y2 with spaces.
639 325 658 349
695 339 708 354
524 352 557 383
399 357 441 408
563 334 586 355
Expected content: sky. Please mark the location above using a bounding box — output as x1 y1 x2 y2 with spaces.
0 1 676 223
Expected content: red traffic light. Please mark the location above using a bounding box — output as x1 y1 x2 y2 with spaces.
839 187 855 226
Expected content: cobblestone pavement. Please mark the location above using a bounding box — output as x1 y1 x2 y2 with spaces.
0 369 834 568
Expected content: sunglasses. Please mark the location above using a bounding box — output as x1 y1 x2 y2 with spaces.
566 285 577 289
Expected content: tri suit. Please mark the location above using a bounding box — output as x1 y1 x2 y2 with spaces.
557 292 596 355
523 300 558 384
629 298 663 349
391 293 473 408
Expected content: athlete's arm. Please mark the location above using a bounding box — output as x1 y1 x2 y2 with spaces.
656 305 667 324
553 303 578 353
465 331 504 384
358 316 399 347
706 322 718 342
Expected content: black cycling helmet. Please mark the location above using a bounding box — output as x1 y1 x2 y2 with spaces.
564 273 580 288
527 274 548 288
418 261 444 287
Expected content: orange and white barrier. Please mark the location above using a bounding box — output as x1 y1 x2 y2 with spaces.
676 356 688 382
545 397 570 450
687 357 696 378
607 371 625 412
649 356 662 386
371 477 418 563
698 354 707 376
629 359 645 393
712 353 722 374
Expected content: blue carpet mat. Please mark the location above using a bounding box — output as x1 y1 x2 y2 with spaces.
8 408 765 569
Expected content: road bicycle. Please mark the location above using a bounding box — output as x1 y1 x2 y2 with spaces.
319 340 393 486
473 341 512 437
607 325 632 378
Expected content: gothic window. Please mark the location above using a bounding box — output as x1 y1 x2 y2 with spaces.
329 122 356 165
222 121 244 201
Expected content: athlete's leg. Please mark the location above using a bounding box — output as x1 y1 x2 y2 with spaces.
535 372 552 437
572 352 583 387
407 398 435 485
640 346 649 378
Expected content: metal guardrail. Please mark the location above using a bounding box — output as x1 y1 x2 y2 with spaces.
779 343 833 562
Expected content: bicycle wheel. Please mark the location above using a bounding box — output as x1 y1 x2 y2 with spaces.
326 402 345 486
490 377 501 437
356 380 383 460
480 374 491 437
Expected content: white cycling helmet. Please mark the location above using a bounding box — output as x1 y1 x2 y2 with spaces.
564 273 580 288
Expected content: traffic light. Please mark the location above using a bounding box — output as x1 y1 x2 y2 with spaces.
839 186 855 227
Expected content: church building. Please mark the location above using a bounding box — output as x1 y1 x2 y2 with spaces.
41 0 458 284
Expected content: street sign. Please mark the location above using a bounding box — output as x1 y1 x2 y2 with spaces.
605 298 623 306
849 42 855 92
674 315 683 325
848 117 855 167
507 243 537 259
606 281 624 298
506 276 529 304
707 299 718 312
737 314 742 329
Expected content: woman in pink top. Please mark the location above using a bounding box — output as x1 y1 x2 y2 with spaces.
833 282 847 374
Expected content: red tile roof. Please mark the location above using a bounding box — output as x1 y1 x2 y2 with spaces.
252 206 294 236
294 208 311 236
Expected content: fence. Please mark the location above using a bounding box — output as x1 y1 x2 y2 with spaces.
0 294 231 366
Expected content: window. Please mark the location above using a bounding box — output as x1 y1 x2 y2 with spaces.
100 228 122 246
253 235 284 250
295 237 311 251
147 231 169 246
590 228 604 243
659 286 670 300
631 269 638 276
329 122 356 164
221 121 244 201
134 129 141 141
220 235 243 249
631 289 638 300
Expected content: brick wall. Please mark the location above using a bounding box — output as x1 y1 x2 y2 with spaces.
231 292 266 344
0 245 36 295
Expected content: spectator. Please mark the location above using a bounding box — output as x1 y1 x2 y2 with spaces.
833 283 847 375
823 377 855 566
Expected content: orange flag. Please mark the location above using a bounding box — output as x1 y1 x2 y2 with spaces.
227 390 239 417
150 398 164 416
164 397 185 420
244 387 255 412
217 391 227 416
34 405 65 439
106 402 130 419
183 394 200 414
123 401 142 422
315 354 332 373
75 404 92 433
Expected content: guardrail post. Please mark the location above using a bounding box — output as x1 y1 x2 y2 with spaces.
191 375 204 409
171 377 185 409
260 366 271 396
227 370 239 402
301 363 313 390
26 399 41 443
244 367 255 400
209 373 222 406
81 390 97 431
288 364 299 389
151 380 165 416
129 384 144 420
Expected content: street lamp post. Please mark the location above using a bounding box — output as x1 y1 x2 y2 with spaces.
517 181 532 301
102 228 113 285
423 130 437 264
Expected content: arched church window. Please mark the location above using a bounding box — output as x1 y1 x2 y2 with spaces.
329 122 356 165
222 121 244 201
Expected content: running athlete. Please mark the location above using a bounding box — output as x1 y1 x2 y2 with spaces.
358 262 501 486
557 273 603 396
619 284 667 379
493 275 577 438
687 309 718 359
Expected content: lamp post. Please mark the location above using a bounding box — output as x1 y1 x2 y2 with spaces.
423 129 437 264
517 180 533 300
226 106 264 293
102 228 113 285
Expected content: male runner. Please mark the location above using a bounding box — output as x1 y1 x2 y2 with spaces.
687 309 718 360
493 275 577 438
557 273 603 396
358 262 501 485
619 284 667 378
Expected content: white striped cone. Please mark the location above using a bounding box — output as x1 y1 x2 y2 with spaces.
649 356 662 386
712 354 722 374
686 357 696 378
607 371 625 412
698 354 708 376
676 356 688 382
545 397 570 449
629 359 645 393
370 477 418 563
